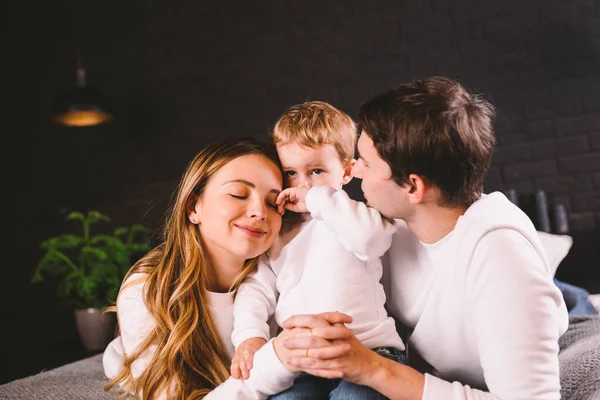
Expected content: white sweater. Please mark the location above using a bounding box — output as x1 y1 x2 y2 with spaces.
310 189 568 400
102 273 296 399
104 189 568 399
231 186 405 352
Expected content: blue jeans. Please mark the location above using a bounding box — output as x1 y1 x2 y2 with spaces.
269 347 407 400
554 279 598 316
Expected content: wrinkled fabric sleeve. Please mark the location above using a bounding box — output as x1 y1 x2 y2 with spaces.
306 186 396 261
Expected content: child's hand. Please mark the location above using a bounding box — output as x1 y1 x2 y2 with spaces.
276 187 310 214
231 337 267 379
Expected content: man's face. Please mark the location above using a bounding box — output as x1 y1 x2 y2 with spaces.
352 132 410 219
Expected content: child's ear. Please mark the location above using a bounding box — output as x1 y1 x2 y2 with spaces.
342 159 356 185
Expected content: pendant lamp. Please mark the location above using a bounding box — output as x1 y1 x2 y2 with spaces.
52 1 115 127
52 61 115 127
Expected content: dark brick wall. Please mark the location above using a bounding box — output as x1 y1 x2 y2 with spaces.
31 0 600 232
5 0 600 383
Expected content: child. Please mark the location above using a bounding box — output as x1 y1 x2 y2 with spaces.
231 101 405 399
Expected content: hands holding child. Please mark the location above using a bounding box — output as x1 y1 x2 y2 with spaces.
230 311 386 386
277 312 384 385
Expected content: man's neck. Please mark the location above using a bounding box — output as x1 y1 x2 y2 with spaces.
406 204 467 244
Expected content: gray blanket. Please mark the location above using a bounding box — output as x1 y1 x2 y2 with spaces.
1 315 599 399
559 315 600 400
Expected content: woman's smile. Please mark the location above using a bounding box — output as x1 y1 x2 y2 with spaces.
235 224 267 238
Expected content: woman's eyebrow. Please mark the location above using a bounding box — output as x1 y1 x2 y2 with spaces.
224 179 281 194
224 179 254 188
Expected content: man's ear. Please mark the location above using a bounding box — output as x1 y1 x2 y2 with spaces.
342 159 356 185
406 174 427 205
186 195 201 224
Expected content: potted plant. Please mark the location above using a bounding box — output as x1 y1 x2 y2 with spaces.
32 211 150 351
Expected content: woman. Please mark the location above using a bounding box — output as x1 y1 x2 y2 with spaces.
103 138 301 399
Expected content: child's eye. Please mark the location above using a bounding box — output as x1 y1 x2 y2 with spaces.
230 194 247 200
312 169 324 175
285 171 297 177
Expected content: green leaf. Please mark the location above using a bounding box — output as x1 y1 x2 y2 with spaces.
87 211 110 225
90 235 126 250
61 271 81 298
82 246 109 261
66 212 85 222
40 234 84 250
31 270 44 283
81 274 103 299
113 227 128 238
89 263 120 282
35 249 72 278
127 243 150 253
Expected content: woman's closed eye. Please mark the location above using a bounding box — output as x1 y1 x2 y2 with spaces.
231 194 278 210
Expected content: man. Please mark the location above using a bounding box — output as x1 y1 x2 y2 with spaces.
277 77 568 400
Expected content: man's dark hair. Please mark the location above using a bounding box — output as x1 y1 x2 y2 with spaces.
358 76 496 207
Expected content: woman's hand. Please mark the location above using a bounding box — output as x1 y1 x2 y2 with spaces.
280 312 383 385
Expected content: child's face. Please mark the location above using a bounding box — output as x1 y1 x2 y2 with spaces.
276 142 352 189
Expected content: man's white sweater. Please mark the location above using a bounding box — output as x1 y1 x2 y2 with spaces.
232 185 405 351
310 188 569 400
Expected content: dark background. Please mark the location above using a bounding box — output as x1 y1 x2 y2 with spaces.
4 0 600 385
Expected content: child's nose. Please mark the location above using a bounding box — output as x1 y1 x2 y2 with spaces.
299 175 312 188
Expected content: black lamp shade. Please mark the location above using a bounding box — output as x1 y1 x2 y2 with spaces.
52 86 115 127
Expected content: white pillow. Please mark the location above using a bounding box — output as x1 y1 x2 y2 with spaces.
589 294 600 313
536 231 573 276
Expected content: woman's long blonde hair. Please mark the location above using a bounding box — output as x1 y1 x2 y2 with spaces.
105 138 281 399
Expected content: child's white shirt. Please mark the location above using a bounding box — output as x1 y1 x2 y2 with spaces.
232 186 405 351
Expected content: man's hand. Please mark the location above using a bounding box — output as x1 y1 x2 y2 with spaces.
231 337 267 379
277 312 356 379
281 312 387 384
281 312 424 400
272 312 352 378
276 187 310 214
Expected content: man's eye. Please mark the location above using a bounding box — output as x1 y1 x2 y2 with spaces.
286 171 296 177
312 169 323 175
230 194 247 199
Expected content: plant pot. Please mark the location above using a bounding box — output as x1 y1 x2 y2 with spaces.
74 308 117 351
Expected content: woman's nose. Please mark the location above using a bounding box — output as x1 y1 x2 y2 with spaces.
247 198 267 220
